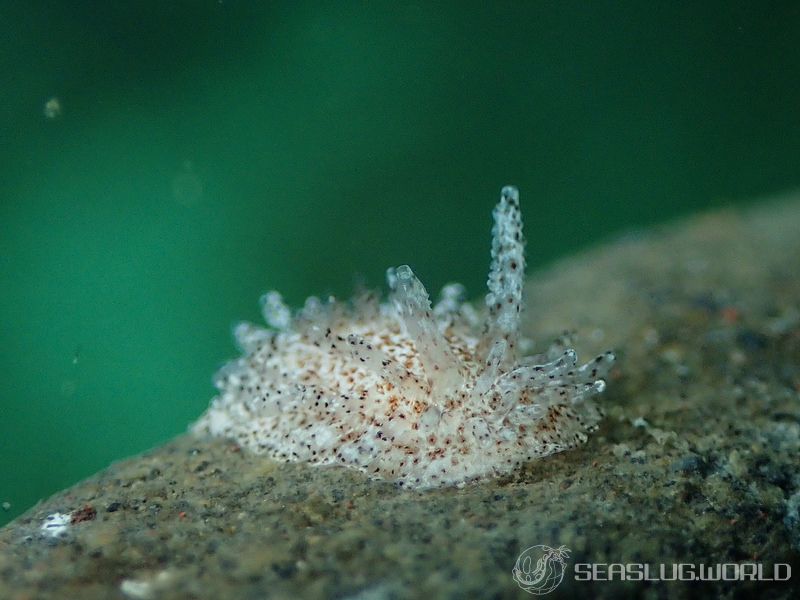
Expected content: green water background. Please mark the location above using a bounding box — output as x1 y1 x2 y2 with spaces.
2 2 799 526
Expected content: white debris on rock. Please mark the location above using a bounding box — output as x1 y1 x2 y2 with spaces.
40 512 70 538
193 186 615 488
120 570 177 600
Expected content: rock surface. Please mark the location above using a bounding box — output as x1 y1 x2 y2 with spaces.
2 195 800 599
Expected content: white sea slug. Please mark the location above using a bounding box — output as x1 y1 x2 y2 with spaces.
193 186 615 488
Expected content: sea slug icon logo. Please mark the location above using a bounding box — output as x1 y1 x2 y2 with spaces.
512 545 570 595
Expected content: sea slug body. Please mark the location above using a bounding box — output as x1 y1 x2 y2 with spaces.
193 186 615 488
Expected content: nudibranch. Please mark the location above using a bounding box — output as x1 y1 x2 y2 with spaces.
192 186 614 488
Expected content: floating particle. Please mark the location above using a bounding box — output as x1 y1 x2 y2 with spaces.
193 186 615 488
43 97 62 120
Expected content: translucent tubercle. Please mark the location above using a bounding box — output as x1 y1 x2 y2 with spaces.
260 291 291 330
388 265 463 394
483 185 525 365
